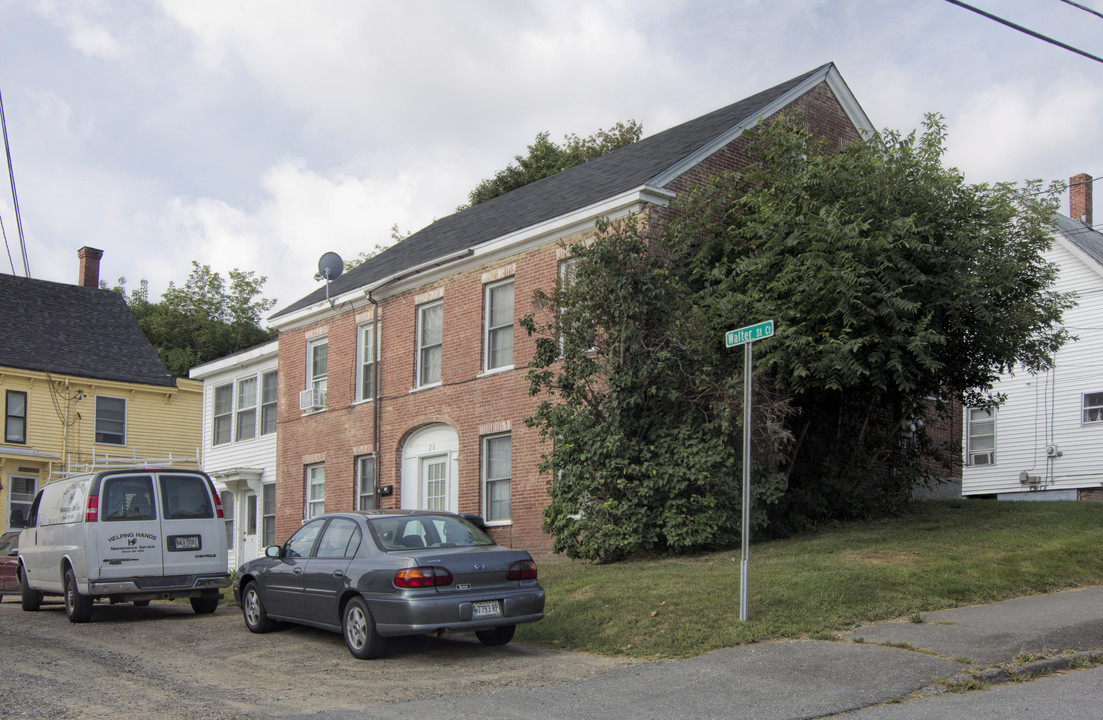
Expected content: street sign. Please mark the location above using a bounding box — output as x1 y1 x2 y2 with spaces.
726 320 774 348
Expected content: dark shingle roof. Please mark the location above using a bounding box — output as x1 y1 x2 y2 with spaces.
273 64 834 319
0 274 175 387
1055 214 1103 268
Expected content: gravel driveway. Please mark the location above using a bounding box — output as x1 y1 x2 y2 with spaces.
0 596 631 719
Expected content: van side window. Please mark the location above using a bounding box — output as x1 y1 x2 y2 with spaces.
159 474 215 520
102 476 157 521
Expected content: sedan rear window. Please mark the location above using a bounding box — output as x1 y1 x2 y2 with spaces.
371 515 494 551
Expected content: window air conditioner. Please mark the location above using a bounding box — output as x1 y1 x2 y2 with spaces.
299 388 324 411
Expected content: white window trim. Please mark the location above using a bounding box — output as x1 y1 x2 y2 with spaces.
1082 392 1103 425
481 433 512 526
356 455 376 511
306 337 328 411
966 407 996 467
235 375 258 442
260 370 278 435
355 323 377 403
483 278 515 374
212 382 233 446
94 395 127 446
306 463 325 519
416 300 443 389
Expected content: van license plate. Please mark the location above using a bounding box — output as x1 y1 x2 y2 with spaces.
472 600 501 618
171 535 201 550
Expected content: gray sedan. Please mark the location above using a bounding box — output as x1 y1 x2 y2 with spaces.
233 510 545 659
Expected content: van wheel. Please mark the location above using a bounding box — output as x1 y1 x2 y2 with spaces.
475 624 516 646
241 582 275 633
190 595 219 614
343 597 385 659
20 566 42 611
64 569 93 623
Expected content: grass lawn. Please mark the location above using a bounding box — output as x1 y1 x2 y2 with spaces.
516 499 1103 659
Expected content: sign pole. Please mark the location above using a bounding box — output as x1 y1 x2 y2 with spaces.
740 340 752 623
725 318 773 623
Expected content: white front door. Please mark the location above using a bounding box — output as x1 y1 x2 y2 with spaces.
242 490 259 560
420 456 449 511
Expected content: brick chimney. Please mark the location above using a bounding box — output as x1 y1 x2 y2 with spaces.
1070 173 1093 227
77 246 103 288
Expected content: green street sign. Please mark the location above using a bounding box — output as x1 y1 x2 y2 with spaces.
726 320 774 348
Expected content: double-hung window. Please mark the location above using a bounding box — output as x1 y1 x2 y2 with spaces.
967 407 996 466
482 434 511 522
484 279 514 372
95 396 126 445
261 483 276 546
357 323 376 401
236 376 258 441
5 390 27 444
417 301 443 387
212 383 232 445
356 455 376 510
1083 392 1103 424
306 463 325 519
307 338 328 408
261 370 277 434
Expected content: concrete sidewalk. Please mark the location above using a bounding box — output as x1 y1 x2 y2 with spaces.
302 586 1103 720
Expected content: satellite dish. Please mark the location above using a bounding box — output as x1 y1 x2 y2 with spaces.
315 251 344 308
316 252 344 281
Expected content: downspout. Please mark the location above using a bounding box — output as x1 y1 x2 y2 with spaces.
368 290 382 507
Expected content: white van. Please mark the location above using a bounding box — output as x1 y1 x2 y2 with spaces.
13 468 230 623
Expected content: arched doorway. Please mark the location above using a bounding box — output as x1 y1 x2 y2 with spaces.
400 423 459 513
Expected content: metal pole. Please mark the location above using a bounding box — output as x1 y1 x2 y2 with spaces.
740 340 752 622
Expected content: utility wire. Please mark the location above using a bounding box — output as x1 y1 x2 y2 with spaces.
944 0 1103 64
1058 0 1103 22
1 89 30 276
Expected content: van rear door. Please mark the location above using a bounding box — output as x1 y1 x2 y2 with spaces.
96 473 164 580
156 472 226 575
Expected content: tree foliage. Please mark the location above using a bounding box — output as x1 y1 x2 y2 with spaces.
108 262 277 377
524 113 1073 561
464 121 643 208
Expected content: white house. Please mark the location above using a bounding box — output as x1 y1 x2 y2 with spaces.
963 174 1103 500
189 340 278 567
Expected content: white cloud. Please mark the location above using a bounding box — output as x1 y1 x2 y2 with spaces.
30 0 125 60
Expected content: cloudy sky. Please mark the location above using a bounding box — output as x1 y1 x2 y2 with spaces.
1 0 1101 318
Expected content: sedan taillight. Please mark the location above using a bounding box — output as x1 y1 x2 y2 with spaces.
394 566 454 588
507 559 538 581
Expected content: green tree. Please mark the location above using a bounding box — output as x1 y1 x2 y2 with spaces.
464 121 642 208
524 113 1073 560
109 263 277 377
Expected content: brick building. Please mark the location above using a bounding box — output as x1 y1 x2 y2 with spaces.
268 63 875 550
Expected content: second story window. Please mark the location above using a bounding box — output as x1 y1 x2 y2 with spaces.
417 300 442 388
5 390 27 444
357 323 376 401
95 395 126 445
261 370 277 434
236 376 257 441
484 279 514 372
213 383 232 445
307 337 328 408
1083 392 1103 424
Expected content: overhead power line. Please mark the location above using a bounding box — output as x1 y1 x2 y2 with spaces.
1058 0 1103 22
944 0 1103 65
1 88 31 277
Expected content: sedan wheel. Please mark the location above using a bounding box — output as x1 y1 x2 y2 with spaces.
475 624 516 646
342 597 385 659
242 583 275 633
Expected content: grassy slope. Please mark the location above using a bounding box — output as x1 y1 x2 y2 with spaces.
517 500 1103 658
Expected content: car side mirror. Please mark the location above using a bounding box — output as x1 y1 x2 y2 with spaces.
7 548 17 557
265 545 282 559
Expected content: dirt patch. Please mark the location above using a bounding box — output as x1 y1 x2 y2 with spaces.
0 597 634 719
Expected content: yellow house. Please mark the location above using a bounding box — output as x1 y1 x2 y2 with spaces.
1 248 202 531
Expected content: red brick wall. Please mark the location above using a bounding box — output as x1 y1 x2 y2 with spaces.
274 80 877 550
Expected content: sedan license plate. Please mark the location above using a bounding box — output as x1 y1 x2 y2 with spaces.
472 600 502 618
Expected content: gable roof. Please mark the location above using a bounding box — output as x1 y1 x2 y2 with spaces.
1054 214 1103 270
0 273 175 388
274 62 865 320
